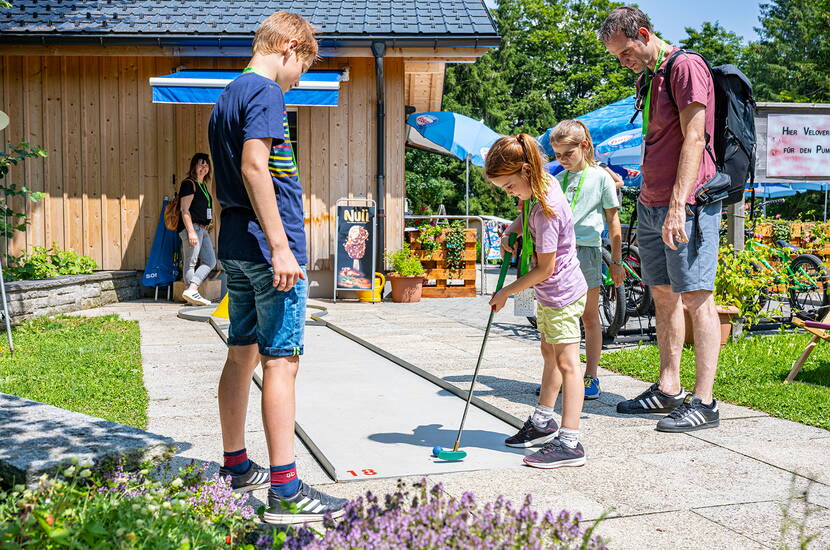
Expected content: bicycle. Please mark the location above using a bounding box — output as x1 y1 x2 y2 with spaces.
744 235 830 321
599 247 627 339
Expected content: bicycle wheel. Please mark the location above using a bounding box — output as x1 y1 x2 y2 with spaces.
600 248 627 339
788 254 830 320
621 244 653 317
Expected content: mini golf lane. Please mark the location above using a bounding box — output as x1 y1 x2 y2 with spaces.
296 323 531 482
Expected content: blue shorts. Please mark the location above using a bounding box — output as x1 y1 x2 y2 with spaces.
637 200 721 294
223 259 307 357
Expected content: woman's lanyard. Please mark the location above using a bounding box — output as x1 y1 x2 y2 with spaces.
195 181 212 209
641 44 667 138
561 167 587 210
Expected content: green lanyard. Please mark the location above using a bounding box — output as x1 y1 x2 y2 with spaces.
242 66 264 77
195 181 212 209
641 44 667 138
561 167 587 210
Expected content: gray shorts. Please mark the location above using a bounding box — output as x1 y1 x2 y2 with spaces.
637 200 721 293
576 246 604 288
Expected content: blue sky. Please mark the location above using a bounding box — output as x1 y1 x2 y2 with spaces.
634 0 763 44
481 1 764 44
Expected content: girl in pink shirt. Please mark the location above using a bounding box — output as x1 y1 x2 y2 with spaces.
485 134 588 469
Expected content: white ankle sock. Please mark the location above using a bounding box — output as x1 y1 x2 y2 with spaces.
559 428 579 449
531 404 556 429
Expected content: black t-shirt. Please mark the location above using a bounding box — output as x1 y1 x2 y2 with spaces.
177 178 211 232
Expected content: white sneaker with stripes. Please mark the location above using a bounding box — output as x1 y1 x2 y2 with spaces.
616 382 685 414
656 394 720 432
264 482 348 525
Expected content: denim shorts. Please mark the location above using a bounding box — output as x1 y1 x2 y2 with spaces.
637 200 721 293
576 246 603 289
223 259 308 357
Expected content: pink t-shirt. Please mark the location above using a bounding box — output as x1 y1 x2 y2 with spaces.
640 48 716 207
527 181 587 309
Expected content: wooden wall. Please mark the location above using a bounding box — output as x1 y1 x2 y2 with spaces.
0 52 405 273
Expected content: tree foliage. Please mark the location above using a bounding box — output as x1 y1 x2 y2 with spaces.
679 21 745 67
743 0 830 103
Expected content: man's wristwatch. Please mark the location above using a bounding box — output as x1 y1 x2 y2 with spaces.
611 259 623 266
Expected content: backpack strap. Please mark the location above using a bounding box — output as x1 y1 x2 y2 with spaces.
662 48 719 167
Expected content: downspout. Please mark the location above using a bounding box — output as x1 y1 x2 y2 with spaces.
372 41 386 266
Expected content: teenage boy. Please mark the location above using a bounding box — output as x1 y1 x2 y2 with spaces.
208 11 347 524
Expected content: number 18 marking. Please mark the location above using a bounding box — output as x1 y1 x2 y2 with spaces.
346 469 378 477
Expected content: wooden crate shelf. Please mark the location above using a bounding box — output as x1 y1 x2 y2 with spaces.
407 228 477 298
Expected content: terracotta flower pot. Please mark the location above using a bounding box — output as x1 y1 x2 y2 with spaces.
389 274 424 303
683 304 741 348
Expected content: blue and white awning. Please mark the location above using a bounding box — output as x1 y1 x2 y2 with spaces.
149 69 345 106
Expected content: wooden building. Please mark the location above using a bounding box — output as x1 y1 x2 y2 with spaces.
0 0 498 296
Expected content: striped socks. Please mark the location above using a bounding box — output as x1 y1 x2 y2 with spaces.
223 448 251 475
270 462 300 498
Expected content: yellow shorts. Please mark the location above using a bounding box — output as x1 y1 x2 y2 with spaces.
536 295 587 345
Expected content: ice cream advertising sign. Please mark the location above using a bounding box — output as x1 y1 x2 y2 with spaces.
767 114 830 177
335 205 375 290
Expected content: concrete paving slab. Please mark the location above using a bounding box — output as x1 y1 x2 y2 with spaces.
693 499 830 549
687 416 830 448
428 467 608 521
726 438 830 485
593 510 767 550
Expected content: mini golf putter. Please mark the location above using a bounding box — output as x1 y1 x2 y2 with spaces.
434 232 518 463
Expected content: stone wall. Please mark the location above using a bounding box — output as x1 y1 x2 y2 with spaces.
4 271 140 324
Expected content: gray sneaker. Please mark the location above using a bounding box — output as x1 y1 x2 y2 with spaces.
263 482 348 525
523 437 586 469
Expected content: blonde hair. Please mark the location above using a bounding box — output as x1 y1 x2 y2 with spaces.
549 120 597 167
484 134 557 219
252 12 319 61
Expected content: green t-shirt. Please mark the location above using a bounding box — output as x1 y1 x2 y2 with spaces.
555 165 619 247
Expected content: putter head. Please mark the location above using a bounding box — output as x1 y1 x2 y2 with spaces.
436 449 467 461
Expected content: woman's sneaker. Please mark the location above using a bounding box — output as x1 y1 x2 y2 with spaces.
656 394 720 433
505 417 559 448
584 376 601 400
183 288 212 306
218 461 270 493
263 481 348 525
523 437 586 469
616 382 685 414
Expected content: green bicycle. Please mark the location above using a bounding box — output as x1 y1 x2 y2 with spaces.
745 235 830 320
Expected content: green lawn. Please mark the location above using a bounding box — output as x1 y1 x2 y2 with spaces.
0 315 147 428
600 331 830 431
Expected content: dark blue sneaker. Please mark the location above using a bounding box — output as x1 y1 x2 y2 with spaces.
523 437 586 469
263 481 348 525
218 460 269 493
505 417 558 448
584 376 601 400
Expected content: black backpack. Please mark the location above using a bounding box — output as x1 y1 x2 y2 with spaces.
663 49 757 205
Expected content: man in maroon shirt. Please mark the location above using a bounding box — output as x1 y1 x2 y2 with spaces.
599 6 722 432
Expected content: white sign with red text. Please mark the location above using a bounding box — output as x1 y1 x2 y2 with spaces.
766 114 830 177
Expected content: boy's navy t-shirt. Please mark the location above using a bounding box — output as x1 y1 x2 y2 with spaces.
208 72 307 266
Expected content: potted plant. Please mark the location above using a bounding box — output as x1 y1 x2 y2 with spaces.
386 245 426 303
684 245 777 347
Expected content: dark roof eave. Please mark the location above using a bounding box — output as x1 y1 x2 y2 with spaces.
0 33 501 49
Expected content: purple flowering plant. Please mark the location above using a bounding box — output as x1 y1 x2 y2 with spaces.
278 479 607 550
